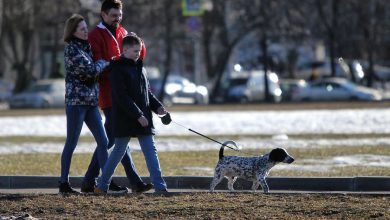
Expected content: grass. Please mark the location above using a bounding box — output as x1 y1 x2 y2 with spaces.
0 145 389 177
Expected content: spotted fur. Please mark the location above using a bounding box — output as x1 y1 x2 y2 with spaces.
210 144 294 193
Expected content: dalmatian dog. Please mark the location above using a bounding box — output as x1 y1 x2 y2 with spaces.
209 141 294 193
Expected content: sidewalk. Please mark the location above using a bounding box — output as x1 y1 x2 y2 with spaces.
1 176 389 194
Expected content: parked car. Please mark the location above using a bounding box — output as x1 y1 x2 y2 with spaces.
8 79 65 108
279 79 307 101
296 59 365 82
292 77 382 101
225 70 282 103
149 75 209 106
0 80 14 102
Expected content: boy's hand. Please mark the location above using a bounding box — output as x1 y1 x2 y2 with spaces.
157 106 167 116
161 112 171 125
138 116 149 127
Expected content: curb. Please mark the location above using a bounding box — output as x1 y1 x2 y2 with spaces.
1 176 389 192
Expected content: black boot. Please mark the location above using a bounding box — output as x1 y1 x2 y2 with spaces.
131 182 154 193
59 182 79 194
80 181 96 193
109 180 129 193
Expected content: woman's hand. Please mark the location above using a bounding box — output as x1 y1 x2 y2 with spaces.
137 116 149 127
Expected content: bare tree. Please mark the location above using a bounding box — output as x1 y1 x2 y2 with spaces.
352 0 390 87
202 0 266 102
0 0 3 39
0 0 81 92
122 0 184 101
315 0 341 77
1 1 40 92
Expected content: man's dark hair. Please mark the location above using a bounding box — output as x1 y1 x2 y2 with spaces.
101 0 122 12
122 35 141 49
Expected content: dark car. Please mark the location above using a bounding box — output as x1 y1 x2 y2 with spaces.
279 79 307 101
8 79 65 108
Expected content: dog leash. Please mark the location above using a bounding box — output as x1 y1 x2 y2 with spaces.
159 113 262 156
169 119 241 152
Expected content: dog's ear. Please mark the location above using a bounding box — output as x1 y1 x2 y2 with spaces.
269 148 288 162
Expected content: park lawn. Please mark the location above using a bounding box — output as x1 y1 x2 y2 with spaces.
0 145 389 177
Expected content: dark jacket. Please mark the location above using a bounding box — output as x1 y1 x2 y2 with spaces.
109 57 162 137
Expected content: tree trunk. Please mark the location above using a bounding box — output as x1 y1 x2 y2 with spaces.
260 35 271 102
50 4 61 78
209 45 233 103
158 0 173 102
287 49 298 79
0 0 3 38
13 63 32 93
329 0 339 77
367 49 374 87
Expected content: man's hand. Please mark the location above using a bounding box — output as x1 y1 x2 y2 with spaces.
137 116 149 127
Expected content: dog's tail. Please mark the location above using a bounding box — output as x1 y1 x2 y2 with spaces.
219 140 240 160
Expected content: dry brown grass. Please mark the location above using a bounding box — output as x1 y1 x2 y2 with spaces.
0 145 389 177
0 193 389 219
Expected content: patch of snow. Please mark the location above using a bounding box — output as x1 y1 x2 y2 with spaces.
1 109 390 136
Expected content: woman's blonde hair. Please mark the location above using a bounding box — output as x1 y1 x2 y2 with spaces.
63 14 85 43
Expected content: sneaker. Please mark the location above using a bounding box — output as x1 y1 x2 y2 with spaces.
131 182 154 193
59 182 79 194
109 180 129 193
154 188 168 194
80 181 96 193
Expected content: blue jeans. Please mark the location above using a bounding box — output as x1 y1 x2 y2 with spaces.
83 107 143 187
60 105 108 183
97 135 167 191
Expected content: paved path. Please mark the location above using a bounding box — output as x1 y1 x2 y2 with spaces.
1 188 389 195
2 176 390 189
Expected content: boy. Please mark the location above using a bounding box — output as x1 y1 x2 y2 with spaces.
95 35 168 193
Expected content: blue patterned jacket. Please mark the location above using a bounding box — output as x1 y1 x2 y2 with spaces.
64 38 107 106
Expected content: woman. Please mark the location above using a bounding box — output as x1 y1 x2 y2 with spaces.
59 14 109 193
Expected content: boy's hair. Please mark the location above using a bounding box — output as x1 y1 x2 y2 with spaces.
63 14 85 43
101 0 122 13
122 35 141 49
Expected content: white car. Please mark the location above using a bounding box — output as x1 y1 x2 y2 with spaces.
9 79 65 108
293 77 382 101
226 70 282 103
150 75 209 106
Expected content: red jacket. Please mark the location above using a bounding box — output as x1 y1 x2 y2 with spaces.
88 22 146 109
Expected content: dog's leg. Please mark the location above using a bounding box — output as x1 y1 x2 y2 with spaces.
227 176 236 192
209 173 223 192
257 175 269 194
251 181 260 192
232 176 238 186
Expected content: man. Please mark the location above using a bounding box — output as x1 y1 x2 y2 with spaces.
81 0 152 193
